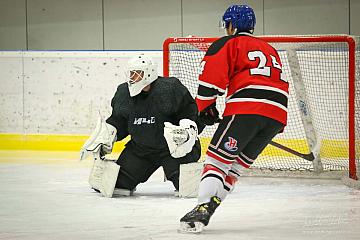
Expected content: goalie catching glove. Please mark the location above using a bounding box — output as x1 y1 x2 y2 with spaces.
164 119 198 158
79 114 117 161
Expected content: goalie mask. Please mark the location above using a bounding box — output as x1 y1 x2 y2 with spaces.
125 55 158 97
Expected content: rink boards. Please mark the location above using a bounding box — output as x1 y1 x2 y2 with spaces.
0 133 351 159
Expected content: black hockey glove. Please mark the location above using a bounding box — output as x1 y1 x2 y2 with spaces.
198 103 221 126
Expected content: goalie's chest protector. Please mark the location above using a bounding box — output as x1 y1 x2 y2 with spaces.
119 78 185 149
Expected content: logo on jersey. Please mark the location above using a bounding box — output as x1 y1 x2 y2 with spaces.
133 117 155 125
224 137 238 152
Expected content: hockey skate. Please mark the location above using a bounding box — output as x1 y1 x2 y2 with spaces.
178 196 221 233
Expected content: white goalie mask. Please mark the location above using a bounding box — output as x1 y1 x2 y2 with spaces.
125 55 158 97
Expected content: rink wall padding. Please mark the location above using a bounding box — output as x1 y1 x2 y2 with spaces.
0 133 350 159
0 133 126 152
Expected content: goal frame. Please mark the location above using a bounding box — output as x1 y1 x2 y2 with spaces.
163 35 357 180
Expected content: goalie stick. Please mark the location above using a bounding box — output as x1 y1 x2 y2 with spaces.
269 140 315 161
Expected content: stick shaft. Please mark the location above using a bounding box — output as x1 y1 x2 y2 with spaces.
269 140 314 161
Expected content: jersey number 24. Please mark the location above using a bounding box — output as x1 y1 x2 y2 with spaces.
248 50 286 82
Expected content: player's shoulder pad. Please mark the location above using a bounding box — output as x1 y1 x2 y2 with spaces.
111 82 130 105
109 82 132 117
157 76 186 89
158 76 179 83
206 33 256 56
205 35 238 56
242 34 277 52
154 77 189 99
115 82 130 96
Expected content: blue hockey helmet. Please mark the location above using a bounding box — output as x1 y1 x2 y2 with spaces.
221 5 256 32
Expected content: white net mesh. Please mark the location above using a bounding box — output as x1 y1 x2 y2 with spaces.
164 36 359 176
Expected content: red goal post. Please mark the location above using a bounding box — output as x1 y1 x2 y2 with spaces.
163 35 359 180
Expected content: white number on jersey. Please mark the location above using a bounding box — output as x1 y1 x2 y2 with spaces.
248 50 287 82
248 51 271 76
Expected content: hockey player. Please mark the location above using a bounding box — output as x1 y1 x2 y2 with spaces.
179 5 289 233
80 54 202 197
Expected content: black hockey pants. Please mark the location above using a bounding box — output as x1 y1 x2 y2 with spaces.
115 140 201 191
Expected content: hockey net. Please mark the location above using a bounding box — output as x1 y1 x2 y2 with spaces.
163 35 359 180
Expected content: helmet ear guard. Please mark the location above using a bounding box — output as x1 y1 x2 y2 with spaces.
125 55 158 97
221 4 256 34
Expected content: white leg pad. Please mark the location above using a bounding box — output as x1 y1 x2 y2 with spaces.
89 159 120 198
179 162 203 198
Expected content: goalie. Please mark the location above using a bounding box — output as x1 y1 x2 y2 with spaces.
80 54 203 197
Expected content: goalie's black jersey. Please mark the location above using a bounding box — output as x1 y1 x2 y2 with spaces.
106 77 200 152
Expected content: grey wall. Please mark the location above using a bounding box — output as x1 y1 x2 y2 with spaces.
265 0 349 35
0 0 27 49
104 0 181 50
182 0 264 37
27 0 103 50
0 0 359 50
351 0 360 35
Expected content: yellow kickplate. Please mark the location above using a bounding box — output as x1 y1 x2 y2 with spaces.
0 134 350 158
0 133 127 152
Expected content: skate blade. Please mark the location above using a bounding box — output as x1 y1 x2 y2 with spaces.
178 222 204 234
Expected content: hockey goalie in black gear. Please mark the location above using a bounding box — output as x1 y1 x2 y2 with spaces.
80 54 203 197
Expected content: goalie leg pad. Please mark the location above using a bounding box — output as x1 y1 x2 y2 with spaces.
89 159 120 198
178 162 203 198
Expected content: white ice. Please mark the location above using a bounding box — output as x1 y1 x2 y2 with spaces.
0 153 360 240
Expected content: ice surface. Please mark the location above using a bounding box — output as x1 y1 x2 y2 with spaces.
0 151 359 240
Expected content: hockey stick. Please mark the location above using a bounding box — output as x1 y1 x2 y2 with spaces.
269 140 315 161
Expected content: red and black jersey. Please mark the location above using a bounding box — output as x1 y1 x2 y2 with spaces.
196 33 289 126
